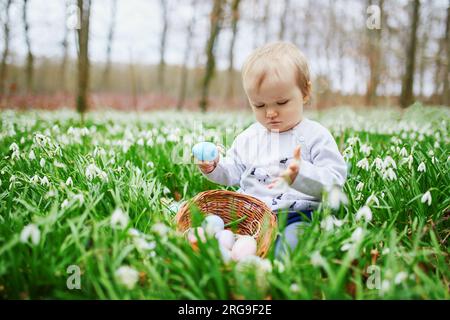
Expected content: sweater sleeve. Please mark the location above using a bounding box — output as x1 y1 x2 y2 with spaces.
290 128 347 199
201 136 246 187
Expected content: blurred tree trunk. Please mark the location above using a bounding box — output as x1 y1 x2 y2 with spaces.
177 0 198 110
128 48 137 111
102 0 117 89
60 1 70 93
0 0 12 97
199 0 224 112
443 2 450 105
226 0 241 103
76 0 92 121
278 0 290 40
418 28 428 98
400 0 420 108
158 0 169 93
250 0 260 49
23 0 34 96
365 0 383 106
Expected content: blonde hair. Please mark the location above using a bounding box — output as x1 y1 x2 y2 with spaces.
242 41 312 102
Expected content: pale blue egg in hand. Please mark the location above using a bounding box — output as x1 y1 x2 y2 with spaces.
192 142 218 162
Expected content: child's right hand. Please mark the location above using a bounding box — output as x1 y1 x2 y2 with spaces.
197 156 219 174
192 142 222 174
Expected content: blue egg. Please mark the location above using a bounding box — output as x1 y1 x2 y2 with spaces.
192 142 218 161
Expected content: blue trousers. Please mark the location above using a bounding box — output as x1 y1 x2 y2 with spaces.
273 210 312 259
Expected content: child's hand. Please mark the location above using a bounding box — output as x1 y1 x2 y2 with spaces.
197 155 219 174
268 145 301 189
193 142 222 174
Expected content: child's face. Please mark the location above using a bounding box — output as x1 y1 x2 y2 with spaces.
245 67 305 133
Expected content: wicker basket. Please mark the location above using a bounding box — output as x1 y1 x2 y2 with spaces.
175 190 277 258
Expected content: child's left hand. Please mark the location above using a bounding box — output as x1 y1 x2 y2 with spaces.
268 145 301 189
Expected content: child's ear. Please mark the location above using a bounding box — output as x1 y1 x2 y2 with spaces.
303 81 312 103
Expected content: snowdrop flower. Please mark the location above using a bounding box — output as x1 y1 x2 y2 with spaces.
11 143 20 160
163 186 171 196
399 147 408 157
30 175 40 184
366 194 380 206
355 206 372 222
360 144 372 156
351 227 364 242
9 175 16 189
167 133 179 142
133 238 156 251
10 142 19 152
115 266 139 290
146 139 154 147
73 193 84 204
128 228 141 237
28 149 36 160
152 222 170 237
20 224 40 245
34 133 50 147
394 272 408 284
110 208 129 229
420 191 432 206
40 176 50 187
417 162 426 172
40 158 45 168
372 157 384 171
382 168 397 181
320 215 344 231
383 156 397 169
327 186 348 209
310 250 326 267
61 199 70 209
290 283 300 293
341 227 364 254
346 136 360 146
343 147 354 161
356 158 369 171
340 243 354 252
45 189 57 198
237 256 272 274
405 155 414 169
380 280 390 294
80 127 90 136
66 177 73 187
356 182 364 192
156 136 166 144
85 163 108 182
54 160 66 168
146 161 154 168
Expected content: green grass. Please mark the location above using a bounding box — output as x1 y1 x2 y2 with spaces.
0 103 449 299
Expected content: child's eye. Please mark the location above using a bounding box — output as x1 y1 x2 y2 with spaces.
254 104 265 108
277 100 289 105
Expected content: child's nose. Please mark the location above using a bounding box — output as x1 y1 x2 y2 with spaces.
266 109 278 118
